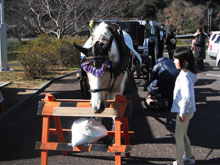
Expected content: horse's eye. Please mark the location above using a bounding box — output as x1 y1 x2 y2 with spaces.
103 63 110 71
101 37 108 42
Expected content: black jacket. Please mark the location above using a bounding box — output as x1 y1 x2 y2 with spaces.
166 33 176 50
147 57 180 101
194 33 206 60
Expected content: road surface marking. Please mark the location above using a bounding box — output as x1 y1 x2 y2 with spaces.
205 73 220 78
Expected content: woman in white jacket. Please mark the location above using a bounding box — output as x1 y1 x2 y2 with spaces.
171 48 197 165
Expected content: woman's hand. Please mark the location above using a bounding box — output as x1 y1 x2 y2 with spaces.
179 116 184 122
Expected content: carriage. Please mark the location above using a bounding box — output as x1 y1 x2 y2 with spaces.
77 20 154 99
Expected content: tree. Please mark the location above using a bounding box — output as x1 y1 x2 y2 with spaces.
133 0 169 20
206 0 220 31
157 0 206 33
5 0 118 39
133 1 157 19
5 0 220 39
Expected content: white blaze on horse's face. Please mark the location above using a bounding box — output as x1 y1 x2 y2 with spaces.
87 72 111 112
87 37 120 113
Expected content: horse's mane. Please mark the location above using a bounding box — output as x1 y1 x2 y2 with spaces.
91 22 112 44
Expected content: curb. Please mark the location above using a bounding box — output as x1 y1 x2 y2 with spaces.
0 70 79 125
0 82 11 88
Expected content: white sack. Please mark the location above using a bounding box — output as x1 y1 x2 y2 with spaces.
71 118 108 148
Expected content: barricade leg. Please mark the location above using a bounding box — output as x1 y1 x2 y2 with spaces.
122 117 130 157
114 117 122 165
41 116 50 165
53 116 68 155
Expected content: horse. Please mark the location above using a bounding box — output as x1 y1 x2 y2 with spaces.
74 22 141 113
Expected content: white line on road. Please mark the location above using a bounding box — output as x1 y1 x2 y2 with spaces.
205 59 215 62
205 73 220 78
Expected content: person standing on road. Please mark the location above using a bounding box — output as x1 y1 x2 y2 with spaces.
157 24 166 59
191 34 197 52
171 48 197 165
145 20 152 38
194 28 206 71
143 20 156 67
166 30 176 59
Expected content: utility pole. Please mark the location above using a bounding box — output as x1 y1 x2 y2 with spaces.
208 8 212 33
208 0 212 34
0 0 9 71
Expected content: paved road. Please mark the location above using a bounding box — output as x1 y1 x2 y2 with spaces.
0 56 219 165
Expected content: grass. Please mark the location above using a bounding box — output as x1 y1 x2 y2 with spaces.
0 41 80 109
7 53 18 63
0 63 79 109
176 38 187 46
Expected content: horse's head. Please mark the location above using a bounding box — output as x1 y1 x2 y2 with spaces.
74 22 123 113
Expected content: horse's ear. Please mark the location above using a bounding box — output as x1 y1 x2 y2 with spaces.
102 36 113 51
73 42 89 56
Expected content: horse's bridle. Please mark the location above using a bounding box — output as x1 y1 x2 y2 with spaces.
81 25 129 93
82 51 118 93
89 72 117 93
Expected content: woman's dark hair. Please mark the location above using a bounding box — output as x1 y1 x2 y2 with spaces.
197 28 203 33
174 47 196 74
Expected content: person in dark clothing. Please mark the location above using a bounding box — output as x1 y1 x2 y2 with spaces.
145 20 152 38
157 24 166 58
194 28 206 71
144 20 156 67
148 38 156 67
146 57 180 110
166 30 176 59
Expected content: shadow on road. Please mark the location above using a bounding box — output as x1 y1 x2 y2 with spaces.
0 72 220 164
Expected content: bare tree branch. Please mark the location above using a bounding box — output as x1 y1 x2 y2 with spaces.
5 0 132 39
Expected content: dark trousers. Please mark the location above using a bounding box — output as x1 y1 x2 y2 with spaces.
158 40 164 58
196 60 204 71
168 49 174 59
148 41 156 67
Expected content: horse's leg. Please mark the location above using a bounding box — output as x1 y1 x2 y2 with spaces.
106 72 128 140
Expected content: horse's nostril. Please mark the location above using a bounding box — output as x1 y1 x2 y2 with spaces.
100 102 105 111
92 101 105 114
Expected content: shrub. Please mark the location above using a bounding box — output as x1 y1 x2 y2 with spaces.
54 36 82 67
7 40 23 53
17 34 87 80
17 34 57 79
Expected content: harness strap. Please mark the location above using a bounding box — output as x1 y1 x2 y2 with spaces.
107 25 131 77
89 72 117 93
85 56 108 60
